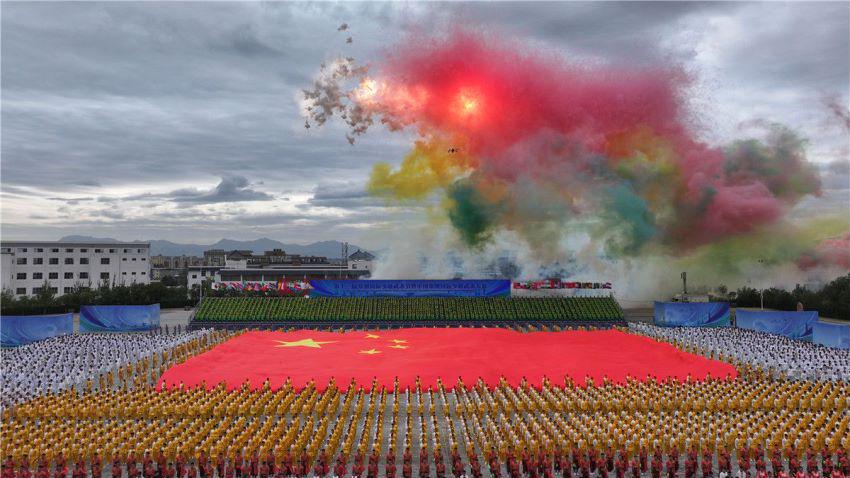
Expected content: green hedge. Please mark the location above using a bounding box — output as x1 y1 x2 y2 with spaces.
193 297 624 322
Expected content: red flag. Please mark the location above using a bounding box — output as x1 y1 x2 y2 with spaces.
157 328 736 391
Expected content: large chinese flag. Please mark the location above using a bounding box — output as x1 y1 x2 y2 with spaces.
158 328 736 391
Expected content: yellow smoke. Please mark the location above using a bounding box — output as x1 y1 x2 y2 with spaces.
368 138 477 200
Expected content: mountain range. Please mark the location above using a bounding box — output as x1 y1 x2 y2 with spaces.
58 235 369 259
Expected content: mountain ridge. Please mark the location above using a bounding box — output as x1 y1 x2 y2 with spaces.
58 235 369 259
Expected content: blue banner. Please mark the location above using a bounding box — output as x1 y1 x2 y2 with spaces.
1 313 73 347
736 309 818 341
812 322 850 349
654 302 731 327
309 280 511 297
80 304 160 332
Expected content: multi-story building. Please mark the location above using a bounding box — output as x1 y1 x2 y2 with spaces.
0 241 151 297
186 248 374 290
151 254 203 269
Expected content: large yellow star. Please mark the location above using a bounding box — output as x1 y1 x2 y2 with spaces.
274 338 337 349
359 349 381 355
365 334 380 339
389 345 409 349
390 339 408 344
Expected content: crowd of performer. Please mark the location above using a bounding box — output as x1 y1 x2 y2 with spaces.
3 373 849 478
629 324 850 382
0 329 230 408
2 322 849 478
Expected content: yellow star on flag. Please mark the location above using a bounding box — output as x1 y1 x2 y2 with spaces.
389 345 409 349
359 349 381 355
390 339 408 344
274 338 337 349
365 334 380 339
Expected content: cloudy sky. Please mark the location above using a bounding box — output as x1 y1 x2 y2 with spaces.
2 1 848 248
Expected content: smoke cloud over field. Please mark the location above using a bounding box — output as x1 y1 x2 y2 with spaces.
302 28 848 294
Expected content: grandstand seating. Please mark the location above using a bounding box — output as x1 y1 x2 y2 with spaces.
193 296 624 323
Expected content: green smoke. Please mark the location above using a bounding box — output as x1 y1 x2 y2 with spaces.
445 178 498 247
602 184 657 256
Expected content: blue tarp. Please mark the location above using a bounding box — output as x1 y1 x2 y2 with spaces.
1 313 73 347
654 302 731 327
736 309 818 341
813 322 850 349
309 280 512 297
80 304 160 332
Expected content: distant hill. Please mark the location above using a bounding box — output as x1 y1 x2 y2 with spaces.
58 235 367 259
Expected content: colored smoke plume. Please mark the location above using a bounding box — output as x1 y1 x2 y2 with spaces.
302 29 844 272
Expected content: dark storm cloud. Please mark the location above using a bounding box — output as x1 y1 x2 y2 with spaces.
169 175 275 204
308 181 388 209
109 176 275 204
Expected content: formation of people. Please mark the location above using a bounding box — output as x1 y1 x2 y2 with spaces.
2 322 849 478
0 329 232 408
3 373 849 478
629 324 850 382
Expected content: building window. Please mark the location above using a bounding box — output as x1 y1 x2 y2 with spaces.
131 271 137 275
80 248 88 253
101 258 110 265
137 249 142 253
132 258 137 261
16 258 27 265
94 248 102 253
63 287 73 294
33 273 43 280
16 273 26 280
141 272 146 275
17 247 27 253
15 288 26 295
51 248 59 253
49 287 58 294
79 272 89 279
65 258 74 265
33 258 43 265
122 272 127 275
49 272 58 279
64 272 74 279
65 248 74 253
109 249 116 253
191 274 197 279
49 258 59 265
123 248 129 253
100 272 110 280
80 258 89 265
141 257 146 261
32 287 42 294
35 248 43 253
122 258 127 261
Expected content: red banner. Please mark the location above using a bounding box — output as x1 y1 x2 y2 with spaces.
158 328 735 391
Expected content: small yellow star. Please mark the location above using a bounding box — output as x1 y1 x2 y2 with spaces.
359 349 381 355
390 339 408 344
389 345 409 349
365 334 380 339
274 339 337 349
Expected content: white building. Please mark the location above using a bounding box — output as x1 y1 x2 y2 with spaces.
0 241 151 297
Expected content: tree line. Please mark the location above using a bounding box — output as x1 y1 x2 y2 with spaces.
1 281 192 315
732 273 849 320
